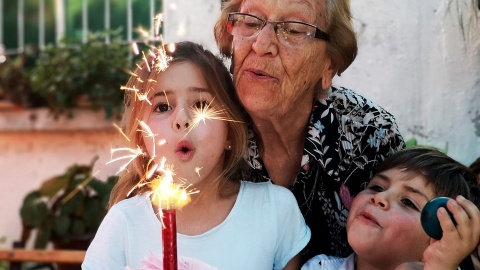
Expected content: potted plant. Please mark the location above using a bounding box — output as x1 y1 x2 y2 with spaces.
19 157 117 251
29 29 131 119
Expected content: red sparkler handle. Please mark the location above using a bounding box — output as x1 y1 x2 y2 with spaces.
162 209 178 270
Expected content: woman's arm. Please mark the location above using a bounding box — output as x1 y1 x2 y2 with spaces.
283 254 302 270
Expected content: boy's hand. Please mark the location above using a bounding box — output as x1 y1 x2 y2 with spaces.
422 196 480 270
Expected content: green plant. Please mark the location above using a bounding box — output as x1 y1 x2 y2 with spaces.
19 157 118 249
0 51 47 108
405 138 448 153
0 56 29 105
29 29 131 119
0 236 6 270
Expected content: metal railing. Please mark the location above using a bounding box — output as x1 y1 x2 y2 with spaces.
0 0 161 56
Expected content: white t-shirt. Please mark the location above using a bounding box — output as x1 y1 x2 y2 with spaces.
82 181 311 270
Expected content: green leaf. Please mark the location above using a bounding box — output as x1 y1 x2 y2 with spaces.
107 175 119 186
29 29 130 119
20 158 118 248
71 219 86 236
53 215 71 237
405 138 418 148
33 229 52 249
20 192 49 227
22 191 41 204
89 179 109 197
59 191 84 216
405 138 448 154
83 199 105 229
34 223 52 249
38 176 69 198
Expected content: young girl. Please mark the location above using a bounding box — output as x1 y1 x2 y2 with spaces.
302 148 480 270
82 41 310 270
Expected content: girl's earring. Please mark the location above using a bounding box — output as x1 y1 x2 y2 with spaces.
226 145 232 150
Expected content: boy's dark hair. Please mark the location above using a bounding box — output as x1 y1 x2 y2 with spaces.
375 147 474 200
468 157 480 208
469 157 480 182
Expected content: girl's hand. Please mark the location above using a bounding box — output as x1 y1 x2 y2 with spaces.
422 196 480 270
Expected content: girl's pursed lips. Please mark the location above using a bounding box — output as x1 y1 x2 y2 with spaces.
175 140 195 161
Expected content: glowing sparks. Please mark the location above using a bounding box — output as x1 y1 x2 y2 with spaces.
137 92 152 105
136 27 151 40
154 14 164 38
108 146 144 174
149 162 191 210
109 12 242 218
131 42 140 55
138 120 158 158
120 84 152 105
166 43 176 53
195 167 203 177
145 162 159 180
185 98 242 137
120 85 139 94
153 47 171 72
142 51 151 72
113 123 130 142
140 157 195 213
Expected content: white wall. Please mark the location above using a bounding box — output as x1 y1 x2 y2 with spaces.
163 0 221 54
335 0 480 166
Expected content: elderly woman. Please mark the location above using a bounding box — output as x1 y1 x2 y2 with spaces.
214 0 405 261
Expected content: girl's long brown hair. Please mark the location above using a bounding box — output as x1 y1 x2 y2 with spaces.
108 41 247 208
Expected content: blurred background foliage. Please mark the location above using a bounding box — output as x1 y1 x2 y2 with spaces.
2 0 160 52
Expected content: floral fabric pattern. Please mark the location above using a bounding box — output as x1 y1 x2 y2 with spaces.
242 86 405 260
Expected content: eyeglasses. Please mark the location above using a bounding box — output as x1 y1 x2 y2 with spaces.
227 12 330 46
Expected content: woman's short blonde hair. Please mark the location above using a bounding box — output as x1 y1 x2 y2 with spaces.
214 0 357 75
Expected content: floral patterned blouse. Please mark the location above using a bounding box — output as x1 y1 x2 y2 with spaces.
241 86 405 261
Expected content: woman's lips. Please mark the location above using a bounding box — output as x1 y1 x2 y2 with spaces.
175 141 195 161
245 68 275 80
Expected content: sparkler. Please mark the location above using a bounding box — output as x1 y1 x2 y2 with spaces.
111 148 193 270
149 158 190 270
113 115 191 270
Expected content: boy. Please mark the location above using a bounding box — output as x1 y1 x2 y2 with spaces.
302 148 480 270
